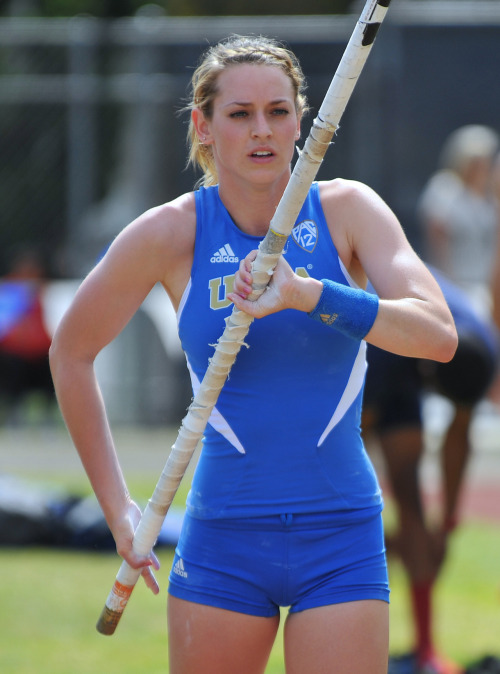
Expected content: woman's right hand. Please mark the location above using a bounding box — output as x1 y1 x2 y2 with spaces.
111 500 161 595
228 250 322 318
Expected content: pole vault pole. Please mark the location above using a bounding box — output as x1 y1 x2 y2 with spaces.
96 0 392 635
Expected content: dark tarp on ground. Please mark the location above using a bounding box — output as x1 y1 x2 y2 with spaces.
0 475 183 549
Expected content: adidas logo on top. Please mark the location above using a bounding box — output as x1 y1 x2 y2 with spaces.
211 243 239 263
173 558 188 579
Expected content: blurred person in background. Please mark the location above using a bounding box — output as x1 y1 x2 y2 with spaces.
418 124 500 321
0 246 54 424
374 124 500 672
363 268 499 674
487 153 500 404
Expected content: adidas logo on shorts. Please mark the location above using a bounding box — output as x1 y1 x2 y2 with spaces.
210 243 239 263
173 558 188 578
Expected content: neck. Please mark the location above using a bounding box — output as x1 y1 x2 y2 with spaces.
218 174 291 237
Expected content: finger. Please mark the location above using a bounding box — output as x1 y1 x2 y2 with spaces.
232 262 252 298
227 292 244 309
245 249 258 273
227 293 260 318
150 551 161 571
239 259 253 286
141 565 160 595
123 547 158 572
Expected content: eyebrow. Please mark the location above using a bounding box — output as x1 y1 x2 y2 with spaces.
222 98 292 108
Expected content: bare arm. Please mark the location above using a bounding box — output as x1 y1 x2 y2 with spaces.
330 179 456 360
49 195 195 588
230 179 457 362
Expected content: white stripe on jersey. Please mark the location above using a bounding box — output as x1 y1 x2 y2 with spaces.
185 358 246 454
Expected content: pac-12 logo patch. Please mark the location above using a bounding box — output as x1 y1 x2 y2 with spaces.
292 220 318 252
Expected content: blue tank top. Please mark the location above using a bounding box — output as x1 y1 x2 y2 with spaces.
177 182 382 518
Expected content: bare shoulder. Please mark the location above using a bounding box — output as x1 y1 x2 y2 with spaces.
318 178 406 246
317 178 426 294
318 178 390 215
94 191 196 308
131 191 197 304
316 179 390 280
124 191 196 257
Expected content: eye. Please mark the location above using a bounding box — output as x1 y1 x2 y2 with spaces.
229 110 248 118
272 108 290 116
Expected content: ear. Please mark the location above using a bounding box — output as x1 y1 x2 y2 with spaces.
295 113 302 141
192 108 213 144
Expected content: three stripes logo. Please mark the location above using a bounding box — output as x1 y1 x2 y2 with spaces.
211 243 239 263
173 558 188 579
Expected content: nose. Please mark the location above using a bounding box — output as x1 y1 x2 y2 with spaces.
251 112 272 138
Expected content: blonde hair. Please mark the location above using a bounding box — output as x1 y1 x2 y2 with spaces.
439 125 499 173
186 35 309 187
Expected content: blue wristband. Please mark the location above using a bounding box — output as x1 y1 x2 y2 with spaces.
308 279 379 341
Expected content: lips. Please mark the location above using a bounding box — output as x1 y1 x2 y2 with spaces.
250 149 274 159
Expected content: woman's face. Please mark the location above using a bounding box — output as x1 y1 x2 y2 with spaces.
197 63 301 189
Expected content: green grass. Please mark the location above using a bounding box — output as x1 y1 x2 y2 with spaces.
386 522 500 665
1 521 499 673
1 466 499 673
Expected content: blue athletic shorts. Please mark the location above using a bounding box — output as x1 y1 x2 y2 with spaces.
168 508 390 617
